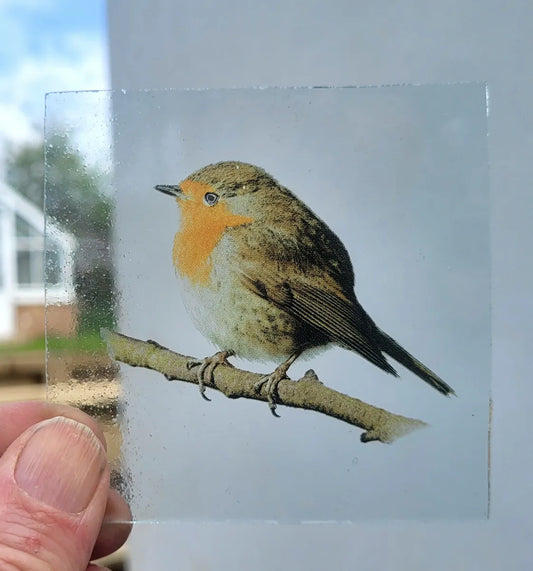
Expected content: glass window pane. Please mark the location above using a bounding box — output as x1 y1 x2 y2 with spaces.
16 215 41 238
17 250 31 285
30 250 44 285
17 249 44 286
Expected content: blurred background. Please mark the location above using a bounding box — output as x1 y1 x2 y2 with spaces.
0 1 123 568
1 1 532 570
0 0 110 361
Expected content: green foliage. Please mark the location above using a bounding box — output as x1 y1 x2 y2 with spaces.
76 264 117 332
5 134 116 335
5 142 44 208
6 134 112 240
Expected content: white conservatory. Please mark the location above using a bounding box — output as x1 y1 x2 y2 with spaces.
0 180 76 342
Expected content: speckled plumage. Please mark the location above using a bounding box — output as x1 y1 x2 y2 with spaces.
155 161 454 396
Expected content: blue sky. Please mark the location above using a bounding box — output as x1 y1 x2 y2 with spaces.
0 0 108 165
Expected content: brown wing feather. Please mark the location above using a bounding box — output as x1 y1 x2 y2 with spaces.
229 187 397 376
240 270 397 376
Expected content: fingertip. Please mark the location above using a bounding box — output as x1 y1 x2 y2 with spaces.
0 400 107 452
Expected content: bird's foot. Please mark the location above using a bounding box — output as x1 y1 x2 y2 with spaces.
254 355 298 417
187 350 235 401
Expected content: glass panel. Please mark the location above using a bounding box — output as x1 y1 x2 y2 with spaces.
44 91 120 508
16 214 40 238
16 250 32 285
46 85 490 523
17 248 44 286
31 249 43 285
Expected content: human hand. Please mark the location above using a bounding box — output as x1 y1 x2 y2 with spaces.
0 401 131 570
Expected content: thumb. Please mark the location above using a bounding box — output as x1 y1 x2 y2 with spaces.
0 416 110 570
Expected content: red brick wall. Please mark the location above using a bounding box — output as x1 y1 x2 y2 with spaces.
15 304 78 341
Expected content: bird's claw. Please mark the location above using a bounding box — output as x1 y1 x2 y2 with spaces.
254 352 301 416
254 372 284 417
187 350 235 401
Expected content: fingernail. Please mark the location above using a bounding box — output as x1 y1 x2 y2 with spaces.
15 416 107 513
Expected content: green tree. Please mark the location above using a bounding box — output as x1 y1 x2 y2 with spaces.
5 141 44 208
5 134 116 334
6 134 112 240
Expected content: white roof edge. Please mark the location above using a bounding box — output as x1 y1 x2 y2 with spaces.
0 179 77 250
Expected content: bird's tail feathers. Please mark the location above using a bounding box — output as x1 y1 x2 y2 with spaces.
377 329 455 396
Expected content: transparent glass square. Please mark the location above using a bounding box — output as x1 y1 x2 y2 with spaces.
45 84 490 522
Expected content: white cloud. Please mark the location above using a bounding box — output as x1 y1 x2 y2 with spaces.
0 30 110 173
0 103 40 144
0 0 109 175
1 32 108 121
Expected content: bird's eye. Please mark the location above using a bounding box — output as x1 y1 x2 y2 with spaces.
203 192 219 206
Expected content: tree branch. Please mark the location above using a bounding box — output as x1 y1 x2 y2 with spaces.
101 329 427 443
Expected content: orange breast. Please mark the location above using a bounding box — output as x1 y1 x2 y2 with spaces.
172 179 253 284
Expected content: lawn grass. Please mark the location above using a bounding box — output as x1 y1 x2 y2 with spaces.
0 332 107 355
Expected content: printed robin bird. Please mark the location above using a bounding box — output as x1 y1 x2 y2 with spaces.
155 161 454 413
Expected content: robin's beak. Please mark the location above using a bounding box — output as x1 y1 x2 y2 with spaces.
154 184 183 198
